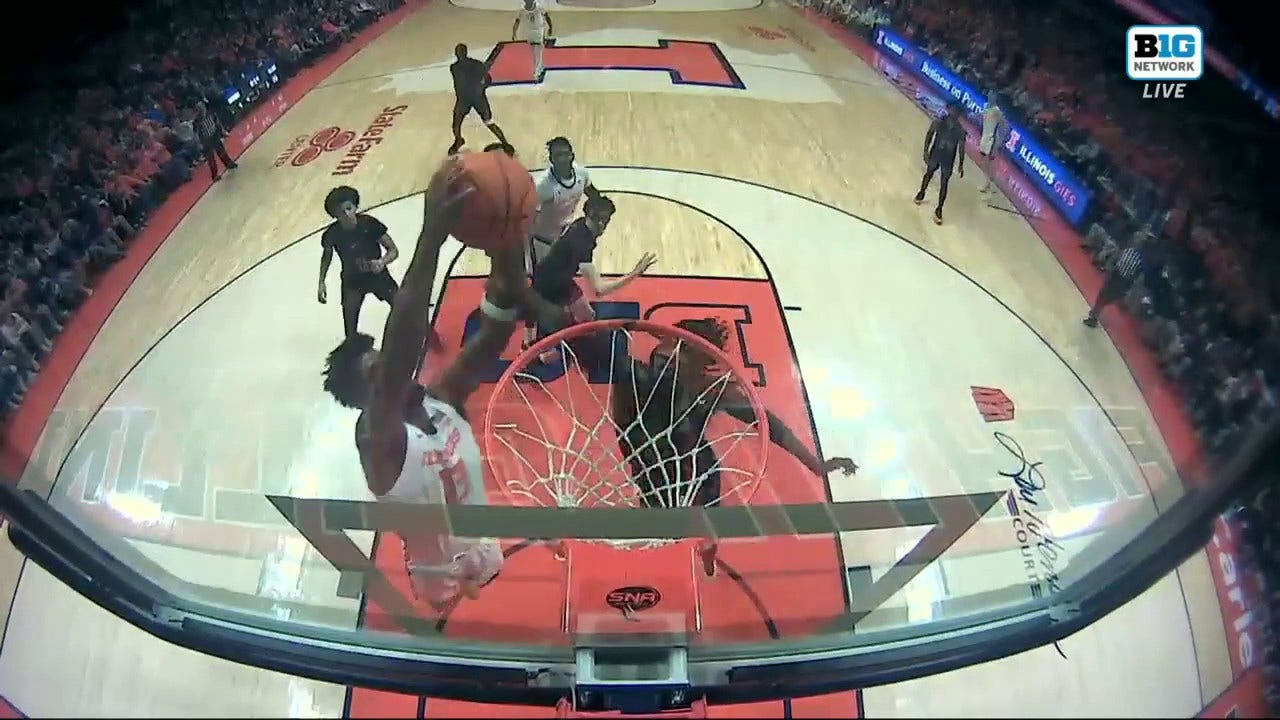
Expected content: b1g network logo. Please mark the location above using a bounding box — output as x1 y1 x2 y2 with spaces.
1127 25 1203 99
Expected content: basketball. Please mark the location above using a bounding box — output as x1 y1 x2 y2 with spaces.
450 150 536 253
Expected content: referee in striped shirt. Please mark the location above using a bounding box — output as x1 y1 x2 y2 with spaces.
195 101 238 182
1083 229 1150 328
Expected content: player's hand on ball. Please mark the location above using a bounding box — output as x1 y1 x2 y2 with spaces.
823 457 858 476
423 156 474 229
630 252 658 277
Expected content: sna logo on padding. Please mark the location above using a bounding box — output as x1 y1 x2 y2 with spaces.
606 585 662 620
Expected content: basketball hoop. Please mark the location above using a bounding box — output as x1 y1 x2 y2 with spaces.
483 318 770 550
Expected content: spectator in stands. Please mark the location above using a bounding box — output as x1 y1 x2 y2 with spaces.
1 311 52 360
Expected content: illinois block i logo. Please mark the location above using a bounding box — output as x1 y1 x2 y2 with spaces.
1127 25 1203 99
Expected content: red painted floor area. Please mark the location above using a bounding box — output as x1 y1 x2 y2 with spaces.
348 276 861 718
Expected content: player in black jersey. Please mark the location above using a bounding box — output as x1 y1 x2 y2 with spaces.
567 318 859 575
914 103 967 226
318 185 442 353
529 195 655 354
449 44 511 155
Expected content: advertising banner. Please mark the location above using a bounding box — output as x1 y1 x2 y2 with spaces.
873 26 1092 226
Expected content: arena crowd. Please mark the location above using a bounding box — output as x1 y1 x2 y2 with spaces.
0 0 403 418
808 0 1278 711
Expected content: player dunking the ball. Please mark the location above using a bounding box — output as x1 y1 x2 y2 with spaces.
449 43 510 155
322 157 557 611
914 102 966 225
567 318 859 576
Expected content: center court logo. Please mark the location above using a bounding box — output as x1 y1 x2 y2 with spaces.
273 104 407 176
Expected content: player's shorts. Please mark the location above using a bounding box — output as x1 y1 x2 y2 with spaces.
534 274 586 308
341 270 398 300
926 151 957 176
531 283 592 350
454 92 493 123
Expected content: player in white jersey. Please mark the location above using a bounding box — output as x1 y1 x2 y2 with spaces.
528 137 600 271
512 0 553 82
322 155 563 611
978 94 1006 194
523 136 601 347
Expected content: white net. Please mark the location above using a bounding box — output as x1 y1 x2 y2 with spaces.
484 321 769 550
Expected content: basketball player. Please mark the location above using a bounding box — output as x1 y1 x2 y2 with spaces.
913 103 966 225
512 0 553 82
529 195 656 357
528 137 601 270
322 158 534 611
978 95 1006 194
449 43 510 155
524 136 603 344
318 185 413 342
532 194 653 316
567 318 859 575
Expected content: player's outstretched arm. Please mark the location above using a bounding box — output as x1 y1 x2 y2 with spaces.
720 401 858 477
365 159 467 480
426 239 523 411
581 252 656 297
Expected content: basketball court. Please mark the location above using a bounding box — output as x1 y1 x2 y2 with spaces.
0 0 1237 716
